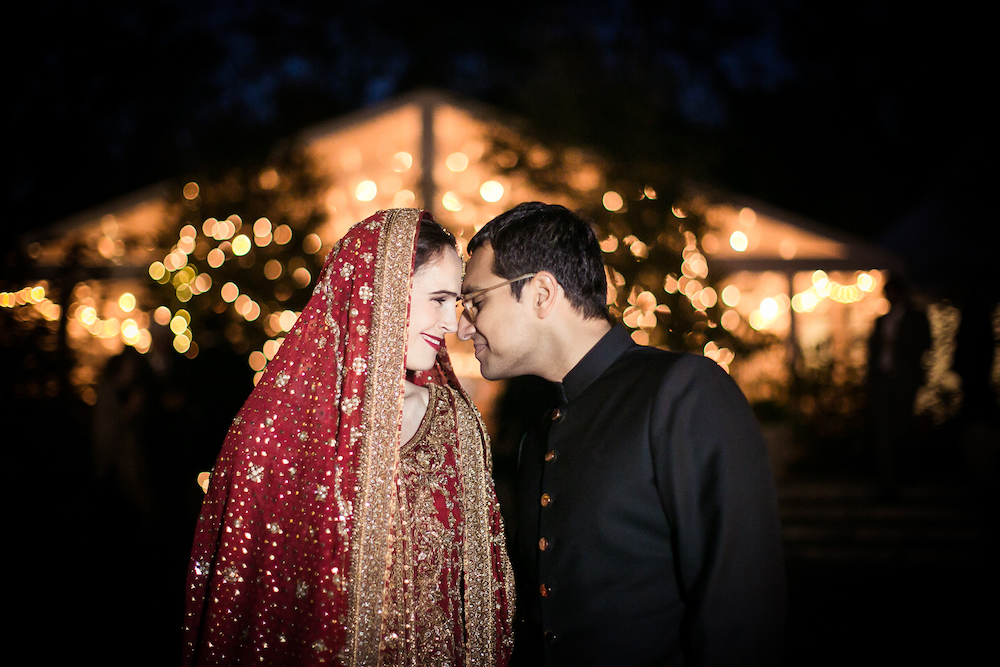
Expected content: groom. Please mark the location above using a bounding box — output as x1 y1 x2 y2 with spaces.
458 202 786 666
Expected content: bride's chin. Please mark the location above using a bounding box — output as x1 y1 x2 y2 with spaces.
405 355 436 374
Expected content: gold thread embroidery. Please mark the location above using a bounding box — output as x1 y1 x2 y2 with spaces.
347 209 421 666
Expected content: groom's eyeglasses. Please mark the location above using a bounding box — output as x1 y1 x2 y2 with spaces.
460 274 536 323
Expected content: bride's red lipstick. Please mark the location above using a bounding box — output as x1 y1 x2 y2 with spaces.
421 333 444 351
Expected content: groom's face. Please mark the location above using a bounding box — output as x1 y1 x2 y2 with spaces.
458 243 535 380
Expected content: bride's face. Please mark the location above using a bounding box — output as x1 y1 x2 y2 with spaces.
405 249 463 372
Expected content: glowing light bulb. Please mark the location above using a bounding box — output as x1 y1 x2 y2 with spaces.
603 191 624 212
721 285 741 307
760 297 779 320
118 293 136 313
391 152 413 172
480 181 504 203
446 152 469 172
355 180 377 201
442 191 463 212
232 235 252 256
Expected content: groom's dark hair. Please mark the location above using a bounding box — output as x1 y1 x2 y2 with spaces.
468 202 610 322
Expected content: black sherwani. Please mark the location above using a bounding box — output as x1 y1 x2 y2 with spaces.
512 326 786 666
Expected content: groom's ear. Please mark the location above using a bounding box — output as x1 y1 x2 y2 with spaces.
531 271 560 320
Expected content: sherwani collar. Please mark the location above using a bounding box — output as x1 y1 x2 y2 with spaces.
557 325 635 405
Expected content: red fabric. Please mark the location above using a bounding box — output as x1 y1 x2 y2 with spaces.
181 209 512 666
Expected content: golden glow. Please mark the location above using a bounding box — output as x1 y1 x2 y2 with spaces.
643 186 657 200
154 306 172 326
274 224 292 245
264 259 283 280
721 309 741 331
249 350 267 371
207 247 225 268
442 191 463 212
253 217 272 237
259 167 279 190
392 152 413 172
177 236 196 255
303 233 323 255
183 182 200 200
791 291 819 313
163 250 187 272
194 273 212 293
629 239 649 259
700 287 718 309
278 310 299 332
779 238 797 260
79 306 98 326
857 272 875 292
393 189 416 208
446 152 469 171
480 180 504 203
355 180 377 201
721 285 741 307
681 252 708 279
173 335 191 353
214 218 236 240
602 191 624 212
599 235 619 253
221 282 239 303
760 297 779 320
663 275 679 294
622 290 662 331
232 234 252 256
263 338 283 359
169 315 188 335
292 267 312 288
118 293 136 312
739 207 757 226
729 231 748 252
121 319 140 343
703 341 735 370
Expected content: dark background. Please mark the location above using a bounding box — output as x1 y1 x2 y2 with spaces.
5 2 997 664
7 1 994 251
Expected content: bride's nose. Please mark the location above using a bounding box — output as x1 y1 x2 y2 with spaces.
440 303 458 334
456 311 476 341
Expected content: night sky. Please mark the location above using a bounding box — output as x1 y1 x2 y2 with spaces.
7 1 994 256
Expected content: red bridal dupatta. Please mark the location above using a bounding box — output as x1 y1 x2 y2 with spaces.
182 209 514 666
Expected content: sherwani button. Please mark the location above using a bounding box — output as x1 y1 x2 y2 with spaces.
550 407 562 420
539 583 550 597
539 537 549 551
540 493 551 506
544 450 557 462
544 631 557 643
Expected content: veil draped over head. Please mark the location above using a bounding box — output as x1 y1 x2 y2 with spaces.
183 209 514 666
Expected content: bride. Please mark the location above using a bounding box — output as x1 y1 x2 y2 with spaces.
182 209 515 666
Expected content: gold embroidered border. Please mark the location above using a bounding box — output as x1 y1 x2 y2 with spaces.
347 209 422 666
452 386 516 667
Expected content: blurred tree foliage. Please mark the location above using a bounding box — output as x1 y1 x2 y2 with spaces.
482 128 782 363
149 144 329 364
